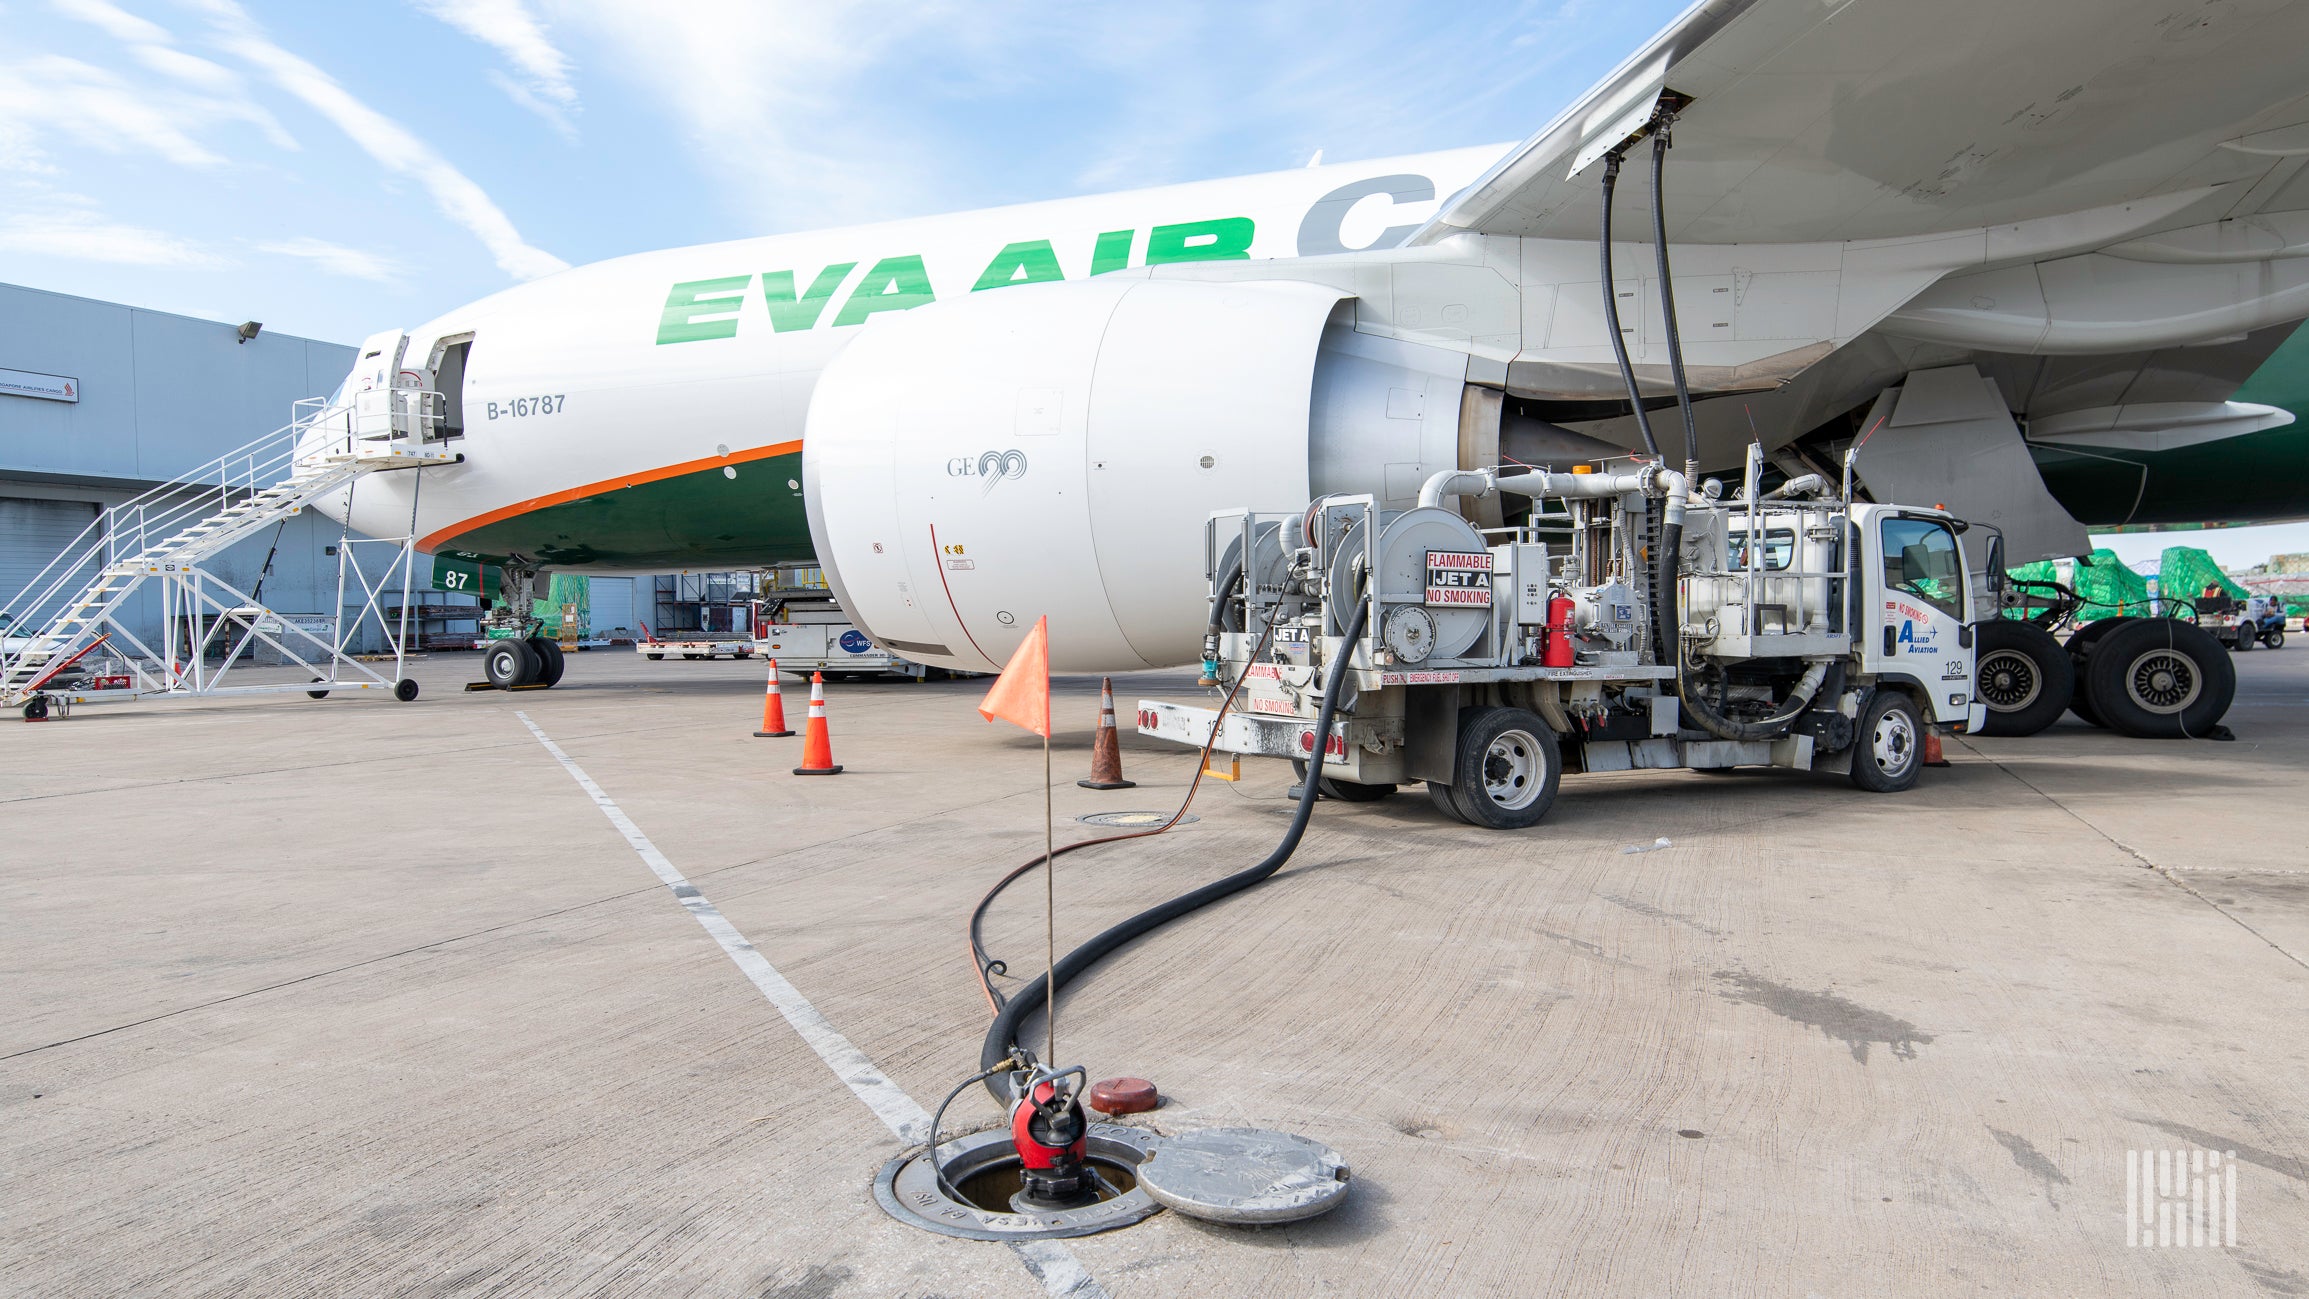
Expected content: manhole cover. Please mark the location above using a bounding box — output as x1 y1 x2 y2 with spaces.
874 1123 1160 1241
1134 1127 1350 1225
1075 811 1198 828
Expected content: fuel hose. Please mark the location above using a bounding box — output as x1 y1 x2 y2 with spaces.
978 595 1372 1102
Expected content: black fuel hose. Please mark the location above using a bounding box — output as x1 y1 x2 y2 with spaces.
1597 151 1663 464
980 596 1372 1102
1648 122 1699 476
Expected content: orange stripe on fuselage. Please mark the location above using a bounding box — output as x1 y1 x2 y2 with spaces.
418 440 804 553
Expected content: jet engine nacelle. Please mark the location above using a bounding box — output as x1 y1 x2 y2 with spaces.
805 276 1472 673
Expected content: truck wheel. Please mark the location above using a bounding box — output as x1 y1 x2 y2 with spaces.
2268 627 2286 649
1848 690 1923 793
1451 706 1561 829
2086 619 2235 739
646 653 664 660
1974 621 2074 737
1425 780 1470 824
2231 625 2253 652
1290 760 1396 801
2064 619 2132 728
526 637 566 687
484 639 538 689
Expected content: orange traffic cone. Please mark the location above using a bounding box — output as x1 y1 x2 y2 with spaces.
792 672 843 775
1922 728 1950 767
754 659 794 737
1078 677 1137 790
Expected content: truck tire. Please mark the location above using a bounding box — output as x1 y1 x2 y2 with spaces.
2231 624 2252 651
484 638 538 689
526 637 566 687
1848 689 1924 793
2064 618 2132 728
1425 780 1470 824
2267 626 2286 649
2086 618 2235 739
1450 706 1561 829
1974 620 2074 737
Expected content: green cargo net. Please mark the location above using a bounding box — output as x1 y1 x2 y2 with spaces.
534 573 590 636
2159 546 2244 617
2071 549 2154 622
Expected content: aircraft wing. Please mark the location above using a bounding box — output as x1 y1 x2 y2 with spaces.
1413 0 2309 247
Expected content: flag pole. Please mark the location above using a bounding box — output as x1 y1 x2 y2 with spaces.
1043 719 1056 1067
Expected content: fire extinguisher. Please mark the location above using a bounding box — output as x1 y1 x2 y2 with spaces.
1543 591 1576 667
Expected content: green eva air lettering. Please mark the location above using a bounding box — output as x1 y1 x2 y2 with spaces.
832 254 936 326
1089 229 1133 275
972 240 1065 291
764 263 857 332
656 275 753 344
1145 217 1254 265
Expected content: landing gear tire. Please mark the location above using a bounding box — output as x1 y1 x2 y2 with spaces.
1426 780 1470 824
2064 618 2132 728
526 637 565 687
484 638 539 689
2087 619 2234 739
1290 759 1395 802
1848 690 1924 793
1974 620 2074 737
1449 706 1561 829
395 678 420 702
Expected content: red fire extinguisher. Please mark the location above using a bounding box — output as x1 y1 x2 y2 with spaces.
1543 591 1576 667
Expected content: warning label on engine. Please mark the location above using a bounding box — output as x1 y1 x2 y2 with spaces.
1425 550 1493 607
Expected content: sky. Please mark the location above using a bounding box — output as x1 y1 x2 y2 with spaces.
0 0 1675 344
5 0 2305 567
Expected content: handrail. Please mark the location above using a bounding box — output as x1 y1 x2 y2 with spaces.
1 387 445 682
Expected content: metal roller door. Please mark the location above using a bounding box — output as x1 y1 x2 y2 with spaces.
0 497 101 628
588 577 635 635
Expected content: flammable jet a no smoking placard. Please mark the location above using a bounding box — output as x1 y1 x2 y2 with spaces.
1425 550 1492 606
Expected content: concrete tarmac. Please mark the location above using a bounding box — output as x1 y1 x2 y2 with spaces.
3 648 2305 1297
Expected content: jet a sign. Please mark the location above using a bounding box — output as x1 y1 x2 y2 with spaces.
1426 551 1492 607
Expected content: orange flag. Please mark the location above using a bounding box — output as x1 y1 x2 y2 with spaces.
978 615 1050 737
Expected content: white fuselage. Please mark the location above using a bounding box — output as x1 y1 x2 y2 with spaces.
329 147 1506 577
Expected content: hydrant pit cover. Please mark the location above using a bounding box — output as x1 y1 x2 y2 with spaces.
1133 1127 1350 1224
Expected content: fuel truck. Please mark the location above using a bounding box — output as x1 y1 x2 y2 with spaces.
1139 449 1993 828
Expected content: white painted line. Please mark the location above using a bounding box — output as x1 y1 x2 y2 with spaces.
517 713 1109 1299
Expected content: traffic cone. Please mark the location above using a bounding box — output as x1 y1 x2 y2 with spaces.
1922 727 1950 767
753 659 794 737
1078 677 1137 790
792 672 843 775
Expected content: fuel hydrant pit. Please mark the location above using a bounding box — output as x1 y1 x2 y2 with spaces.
874 1123 1160 1241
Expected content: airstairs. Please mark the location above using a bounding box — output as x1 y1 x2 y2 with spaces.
1 386 458 719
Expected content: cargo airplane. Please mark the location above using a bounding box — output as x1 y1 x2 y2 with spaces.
322 0 2309 701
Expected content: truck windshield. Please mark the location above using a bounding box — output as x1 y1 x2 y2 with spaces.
1880 517 1963 618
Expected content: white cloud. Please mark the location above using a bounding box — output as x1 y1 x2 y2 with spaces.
0 197 223 265
411 0 578 136
185 0 568 281
257 236 402 283
0 53 227 167
36 0 298 152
